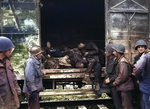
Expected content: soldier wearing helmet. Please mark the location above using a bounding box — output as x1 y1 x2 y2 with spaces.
112 43 134 109
134 40 147 64
0 36 21 109
132 39 148 109
104 44 123 109
23 46 44 109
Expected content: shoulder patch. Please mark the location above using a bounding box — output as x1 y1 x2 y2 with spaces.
121 63 124 65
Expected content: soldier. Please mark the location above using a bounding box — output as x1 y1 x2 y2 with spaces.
132 40 147 108
132 40 150 109
134 40 147 64
0 36 21 109
23 46 44 109
78 42 102 95
104 44 122 109
112 43 134 109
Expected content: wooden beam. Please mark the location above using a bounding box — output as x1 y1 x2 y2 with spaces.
57 107 65 109
42 68 87 74
42 67 105 74
78 105 87 109
97 104 108 109
8 0 21 29
39 89 94 96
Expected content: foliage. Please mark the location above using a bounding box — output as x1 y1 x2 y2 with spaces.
10 42 29 75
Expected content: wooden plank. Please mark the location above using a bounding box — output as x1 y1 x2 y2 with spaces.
78 105 87 109
57 107 65 109
17 72 95 80
16 67 105 80
48 73 85 79
42 67 105 74
39 89 94 96
42 68 87 74
97 104 108 109
43 72 95 79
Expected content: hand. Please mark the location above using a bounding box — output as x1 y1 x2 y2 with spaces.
41 70 46 75
105 78 110 84
84 52 88 57
113 82 116 86
47 54 51 58
132 72 135 76
25 93 30 98
16 88 21 95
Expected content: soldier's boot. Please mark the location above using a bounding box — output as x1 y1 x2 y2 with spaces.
94 82 101 96
82 74 93 85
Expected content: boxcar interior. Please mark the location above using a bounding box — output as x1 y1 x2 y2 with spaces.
40 0 105 50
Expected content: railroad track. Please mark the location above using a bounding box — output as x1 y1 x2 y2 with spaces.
19 84 113 109
20 98 114 109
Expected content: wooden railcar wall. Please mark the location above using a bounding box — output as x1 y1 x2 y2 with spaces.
105 0 149 62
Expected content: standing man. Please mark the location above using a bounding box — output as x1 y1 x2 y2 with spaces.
78 42 102 95
0 36 21 109
23 46 44 109
104 44 122 109
133 41 150 109
132 39 147 108
112 43 134 109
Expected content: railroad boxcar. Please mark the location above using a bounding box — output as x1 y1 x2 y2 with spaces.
0 0 150 101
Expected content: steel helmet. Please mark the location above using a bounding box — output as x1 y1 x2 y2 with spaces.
105 44 114 54
0 36 15 51
112 43 125 53
135 40 147 50
30 46 43 56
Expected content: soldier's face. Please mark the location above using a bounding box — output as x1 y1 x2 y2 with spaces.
113 50 118 57
105 51 111 57
4 48 14 58
36 53 43 60
137 46 146 54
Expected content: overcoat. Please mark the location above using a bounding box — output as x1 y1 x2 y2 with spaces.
134 52 150 94
23 56 43 93
0 59 21 109
113 56 134 92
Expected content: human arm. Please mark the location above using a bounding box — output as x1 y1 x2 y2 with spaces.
105 77 110 84
9 64 21 95
109 74 118 83
113 62 129 86
85 42 99 56
0 95 4 108
133 53 147 80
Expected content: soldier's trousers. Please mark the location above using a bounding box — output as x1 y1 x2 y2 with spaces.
28 91 40 109
120 90 133 109
110 87 122 109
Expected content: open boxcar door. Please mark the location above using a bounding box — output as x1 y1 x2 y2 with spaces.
105 0 149 62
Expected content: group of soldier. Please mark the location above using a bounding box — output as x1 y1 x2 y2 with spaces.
104 40 150 109
0 36 150 109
